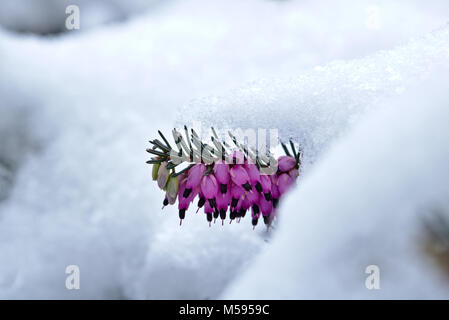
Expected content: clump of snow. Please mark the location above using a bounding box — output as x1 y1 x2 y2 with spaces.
1 0 449 299
223 71 449 299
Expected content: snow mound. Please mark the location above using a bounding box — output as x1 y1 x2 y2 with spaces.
179 25 449 172
223 72 449 299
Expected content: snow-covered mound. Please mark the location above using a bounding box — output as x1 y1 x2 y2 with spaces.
1 0 449 299
223 72 449 299
180 26 449 172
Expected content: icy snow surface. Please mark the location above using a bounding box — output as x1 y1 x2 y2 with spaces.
180 26 449 171
223 72 449 299
0 0 449 299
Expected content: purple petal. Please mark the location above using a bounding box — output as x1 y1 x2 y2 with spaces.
214 161 230 184
259 174 272 193
186 163 206 189
245 163 260 185
278 156 297 172
278 173 294 195
230 165 250 186
201 174 218 199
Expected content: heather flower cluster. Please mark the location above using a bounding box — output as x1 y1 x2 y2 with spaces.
146 127 301 229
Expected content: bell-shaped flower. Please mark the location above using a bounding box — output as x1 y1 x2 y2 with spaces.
245 162 261 191
216 188 231 223
204 201 214 226
157 161 169 189
230 165 252 191
271 177 280 209
214 161 230 193
201 174 218 209
183 163 206 198
238 195 251 218
288 168 299 179
228 150 245 165
230 183 245 208
259 174 272 201
278 155 297 172
251 203 261 228
259 193 273 217
277 173 294 195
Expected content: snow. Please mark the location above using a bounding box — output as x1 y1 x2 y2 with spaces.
1 0 449 299
223 72 449 299
180 26 449 171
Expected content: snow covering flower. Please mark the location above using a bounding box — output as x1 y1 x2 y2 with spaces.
146 127 301 228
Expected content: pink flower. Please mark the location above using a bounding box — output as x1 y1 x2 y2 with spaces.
238 195 250 218
277 173 294 195
230 183 245 208
259 174 272 201
271 177 280 209
228 150 245 165
148 128 302 228
216 187 231 223
214 161 230 193
230 165 252 191
245 162 261 188
183 163 206 198
251 203 260 228
201 174 218 210
203 201 214 226
278 156 297 172
178 185 198 224
288 168 299 179
245 189 259 206
259 194 273 217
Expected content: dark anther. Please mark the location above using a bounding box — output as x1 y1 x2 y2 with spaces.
264 192 272 201
263 216 270 225
239 208 247 218
219 209 226 220
220 184 227 194
252 218 258 226
242 182 252 191
208 198 216 208
179 209 186 220
231 198 238 208
213 211 219 219
255 182 263 193
206 213 213 222
252 204 260 215
272 198 279 209
230 211 236 220
163 198 169 206
197 197 206 208
183 188 192 198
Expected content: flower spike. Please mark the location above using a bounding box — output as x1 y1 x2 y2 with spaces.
146 127 302 228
